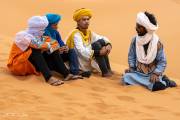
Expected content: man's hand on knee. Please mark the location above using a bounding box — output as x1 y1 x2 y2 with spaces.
105 44 112 54
150 73 159 83
99 46 108 56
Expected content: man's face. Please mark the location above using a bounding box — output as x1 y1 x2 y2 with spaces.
51 23 58 30
136 23 147 36
77 16 90 29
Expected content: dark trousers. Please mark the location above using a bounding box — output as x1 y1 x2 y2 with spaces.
29 48 69 81
91 39 111 75
60 49 79 75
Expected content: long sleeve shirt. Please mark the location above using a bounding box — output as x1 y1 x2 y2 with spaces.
128 36 167 74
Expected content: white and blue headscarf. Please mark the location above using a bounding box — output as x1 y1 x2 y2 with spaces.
27 16 49 37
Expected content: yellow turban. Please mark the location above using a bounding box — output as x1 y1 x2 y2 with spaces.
73 8 92 21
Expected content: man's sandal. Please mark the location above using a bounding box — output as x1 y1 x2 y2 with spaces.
47 77 64 86
71 75 83 80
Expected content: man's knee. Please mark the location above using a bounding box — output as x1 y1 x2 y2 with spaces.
92 41 102 50
122 73 132 85
123 73 131 79
97 39 106 46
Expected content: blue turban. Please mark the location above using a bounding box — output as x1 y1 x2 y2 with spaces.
46 13 61 25
44 13 65 46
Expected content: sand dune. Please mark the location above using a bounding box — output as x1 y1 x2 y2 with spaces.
0 0 180 120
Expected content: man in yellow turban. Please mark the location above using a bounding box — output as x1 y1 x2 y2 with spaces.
73 8 92 22
66 8 113 77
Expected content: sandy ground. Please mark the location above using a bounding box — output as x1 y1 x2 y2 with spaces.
0 0 180 120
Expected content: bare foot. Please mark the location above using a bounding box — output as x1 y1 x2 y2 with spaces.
72 75 83 80
63 74 74 81
102 72 112 77
109 70 114 75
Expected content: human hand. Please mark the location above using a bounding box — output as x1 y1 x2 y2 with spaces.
63 46 69 53
150 73 159 83
99 46 108 56
105 44 112 54
59 46 65 53
125 68 134 73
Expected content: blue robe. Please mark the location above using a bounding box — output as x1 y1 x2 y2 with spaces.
122 36 167 90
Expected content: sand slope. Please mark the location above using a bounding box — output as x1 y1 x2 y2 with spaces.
0 0 180 120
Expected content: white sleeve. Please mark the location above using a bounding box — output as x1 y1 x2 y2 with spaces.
91 32 110 44
74 33 94 60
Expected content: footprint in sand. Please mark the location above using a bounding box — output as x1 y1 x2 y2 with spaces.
141 118 158 120
26 110 65 120
93 102 109 109
116 95 136 102
143 105 167 112
87 92 105 98
53 92 74 101
80 116 94 120
0 89 46 111
0 89 45 104
63 102 86 107
172 0 180 4
173 112 180 116
173 97 180 101
93 102 128 115
93 102 110 114
35 105 62 113
53 92 69 97
91 86 107 92
131 110 143 115
0 83 14 89
93 101 117 110
131 110 153 117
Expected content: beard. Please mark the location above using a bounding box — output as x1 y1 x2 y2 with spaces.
138 32 146 36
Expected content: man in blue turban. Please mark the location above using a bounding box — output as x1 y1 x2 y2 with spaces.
44 13 82 79
44 14 64 46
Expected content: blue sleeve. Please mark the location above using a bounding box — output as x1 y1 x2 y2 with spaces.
153 43 167 74
128 37 137 68
55 31 65 47
43 30 51 37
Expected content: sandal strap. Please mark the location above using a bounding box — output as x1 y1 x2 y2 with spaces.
48 79 64 86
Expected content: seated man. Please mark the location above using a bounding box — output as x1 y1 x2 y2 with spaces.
122 11 176 91
7 16 74 86
44 13 82 79
66 8 113 77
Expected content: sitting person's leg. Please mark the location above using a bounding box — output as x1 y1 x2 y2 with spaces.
96 39 112 73
92 40 110 76
68 49 80 75
29 49 52 81
123 72 167 91
60 49 82 79
29 48 63 86
92 39 106 56
45 50 74 81
104 55 113 73
61 49 80 75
